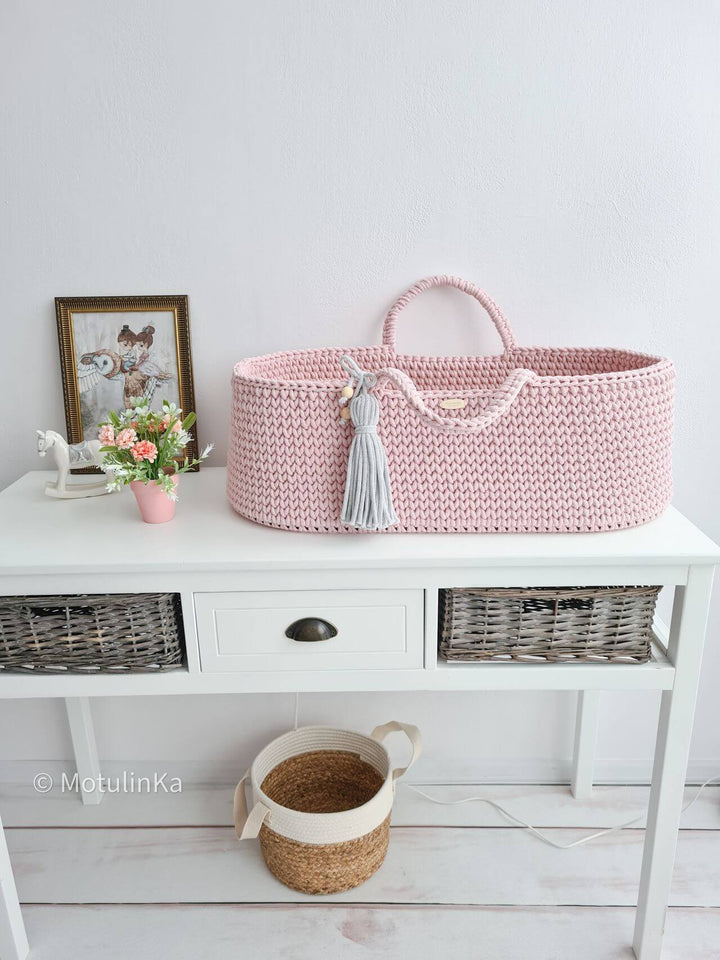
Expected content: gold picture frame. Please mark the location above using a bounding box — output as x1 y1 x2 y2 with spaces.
55 295 199 472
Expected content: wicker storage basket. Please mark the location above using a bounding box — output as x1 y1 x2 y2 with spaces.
439 586 660 663
0 593 184 672
227 274 674 533
234 722 421 895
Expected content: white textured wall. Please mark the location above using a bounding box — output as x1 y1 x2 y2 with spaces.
1 0 719 784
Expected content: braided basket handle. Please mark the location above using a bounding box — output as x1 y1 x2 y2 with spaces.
371 721 422 783
234 770 269 840
382 275 518 352
376 365 536 434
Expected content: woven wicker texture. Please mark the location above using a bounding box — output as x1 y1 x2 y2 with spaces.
259 750 388 894
439 586 660 663
227 275 674 533
0 593 184 672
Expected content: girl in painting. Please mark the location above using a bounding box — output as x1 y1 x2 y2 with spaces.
117 325 138 373
133 325 155 368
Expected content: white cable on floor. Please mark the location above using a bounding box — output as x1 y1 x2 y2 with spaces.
405 775 720 850
293 693 300 730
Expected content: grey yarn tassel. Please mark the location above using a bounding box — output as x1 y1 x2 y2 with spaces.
340 356 398 531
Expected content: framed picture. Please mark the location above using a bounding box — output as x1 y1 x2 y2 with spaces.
55 295 198 471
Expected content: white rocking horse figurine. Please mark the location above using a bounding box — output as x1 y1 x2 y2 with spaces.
36 429 111 499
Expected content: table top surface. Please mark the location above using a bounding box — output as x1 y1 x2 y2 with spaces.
0 468 718 575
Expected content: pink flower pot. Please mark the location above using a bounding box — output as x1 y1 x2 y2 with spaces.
130 476 178 523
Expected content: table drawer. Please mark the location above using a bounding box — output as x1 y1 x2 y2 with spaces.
194 589 424 673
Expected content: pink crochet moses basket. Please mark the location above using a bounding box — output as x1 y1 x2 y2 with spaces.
227 276 674 534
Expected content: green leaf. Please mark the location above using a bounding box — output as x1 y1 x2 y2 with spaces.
181 412 196 430
108 410 121 428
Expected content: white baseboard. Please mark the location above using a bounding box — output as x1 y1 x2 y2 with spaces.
1 757 718 789
2 777 719 830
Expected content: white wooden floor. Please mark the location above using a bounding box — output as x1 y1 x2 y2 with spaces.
2 783 720 959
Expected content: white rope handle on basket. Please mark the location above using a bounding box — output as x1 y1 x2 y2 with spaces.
382 275 518 352
234 770 270 841
371 721 422 784
375 365 537 434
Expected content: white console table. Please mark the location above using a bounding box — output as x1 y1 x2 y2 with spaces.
0 467 718 960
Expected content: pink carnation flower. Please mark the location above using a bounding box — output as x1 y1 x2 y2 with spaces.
131 440 158 462
98 424 115 445
161 414 181 433
115 428 137 449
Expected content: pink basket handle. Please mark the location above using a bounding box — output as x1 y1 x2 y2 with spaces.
376 365 537 433
382 275 518 352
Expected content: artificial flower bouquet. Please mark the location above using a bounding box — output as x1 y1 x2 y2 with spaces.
98 399 212 517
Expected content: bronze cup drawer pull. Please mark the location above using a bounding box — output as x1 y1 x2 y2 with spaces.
285 617 338 643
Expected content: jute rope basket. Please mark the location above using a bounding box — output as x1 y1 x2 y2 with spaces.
234 723 421 895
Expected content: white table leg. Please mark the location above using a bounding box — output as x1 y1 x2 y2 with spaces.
571 690 600 799
0 808 28 960
633 566 715 960
65 697 102 805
